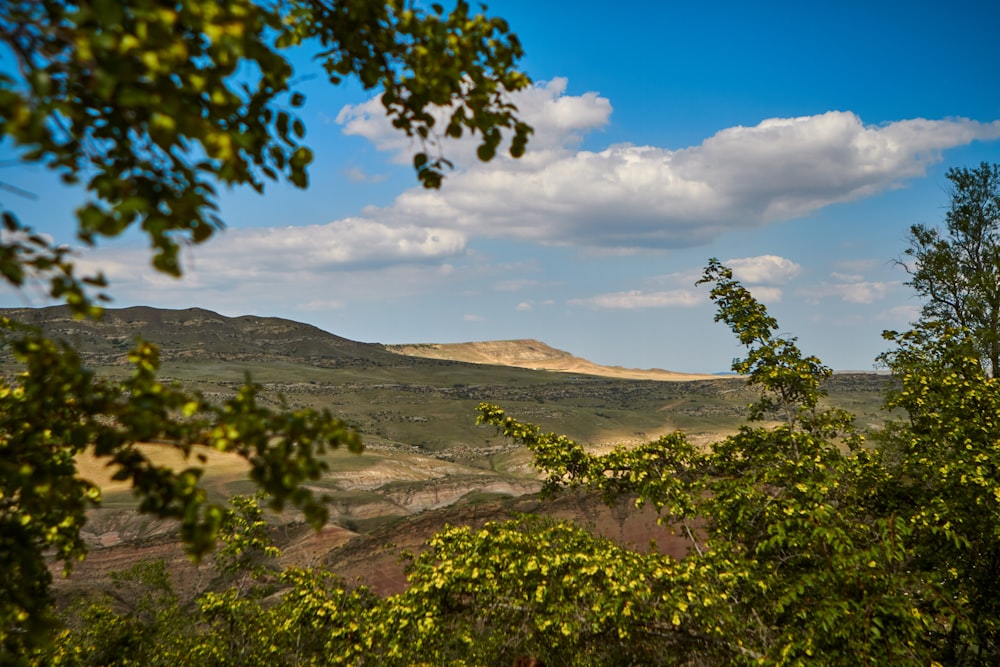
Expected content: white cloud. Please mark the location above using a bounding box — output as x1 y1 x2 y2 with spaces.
463 313 484 321
339 85 1000 250
838 282 893 304
76 221 468 292
651 268 704 287
337 77 612 168
502 78 612 150
726 255 802 285
70 238 469 315
746 286 784 303
46 81 1000 325
213 219 466 270
76 220 464 290
569 289 702 310
80 87 992 297
516 299 554 311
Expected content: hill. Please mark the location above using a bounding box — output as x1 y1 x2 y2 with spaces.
386 339 720 381
1 305 413 367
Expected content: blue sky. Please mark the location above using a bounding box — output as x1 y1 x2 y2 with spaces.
2 0 1000 373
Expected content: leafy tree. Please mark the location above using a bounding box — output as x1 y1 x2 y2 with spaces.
461 261 939 666
878 322 1000 664
0 0 531 291
272 259 965 665
49 559 197 667
49 495 378 666
0 0 531 658
210 492 282 593
898 162 1000 376
196 492 283 665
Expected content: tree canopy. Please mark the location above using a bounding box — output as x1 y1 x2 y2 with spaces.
0 0 531 658
899 162 1000 376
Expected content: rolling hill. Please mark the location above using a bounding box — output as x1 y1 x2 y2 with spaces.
1 305 413 367
386 339 720 381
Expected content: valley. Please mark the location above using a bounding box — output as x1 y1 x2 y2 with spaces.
0 306 892 601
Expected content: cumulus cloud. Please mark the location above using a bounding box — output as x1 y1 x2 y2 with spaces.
565 254 808 311
70 234 469 315
78 220 464 287
726 255 802 284
47 80 999 326
746 286 785 303
569 289 702 310
337 78 612 164
337 82 1000 250
213 219 466 270
77 221 467 292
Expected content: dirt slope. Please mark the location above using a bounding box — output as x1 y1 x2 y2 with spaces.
385 339 720 381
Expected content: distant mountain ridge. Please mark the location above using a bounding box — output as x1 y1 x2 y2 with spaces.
0 305 714 379
0 305 413 368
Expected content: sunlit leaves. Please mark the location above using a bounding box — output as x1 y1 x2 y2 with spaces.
699 258 833 423
354 517 702 666
877 322 1000 660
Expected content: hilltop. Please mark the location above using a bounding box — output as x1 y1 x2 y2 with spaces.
1 305 412 368
386 339 720 381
